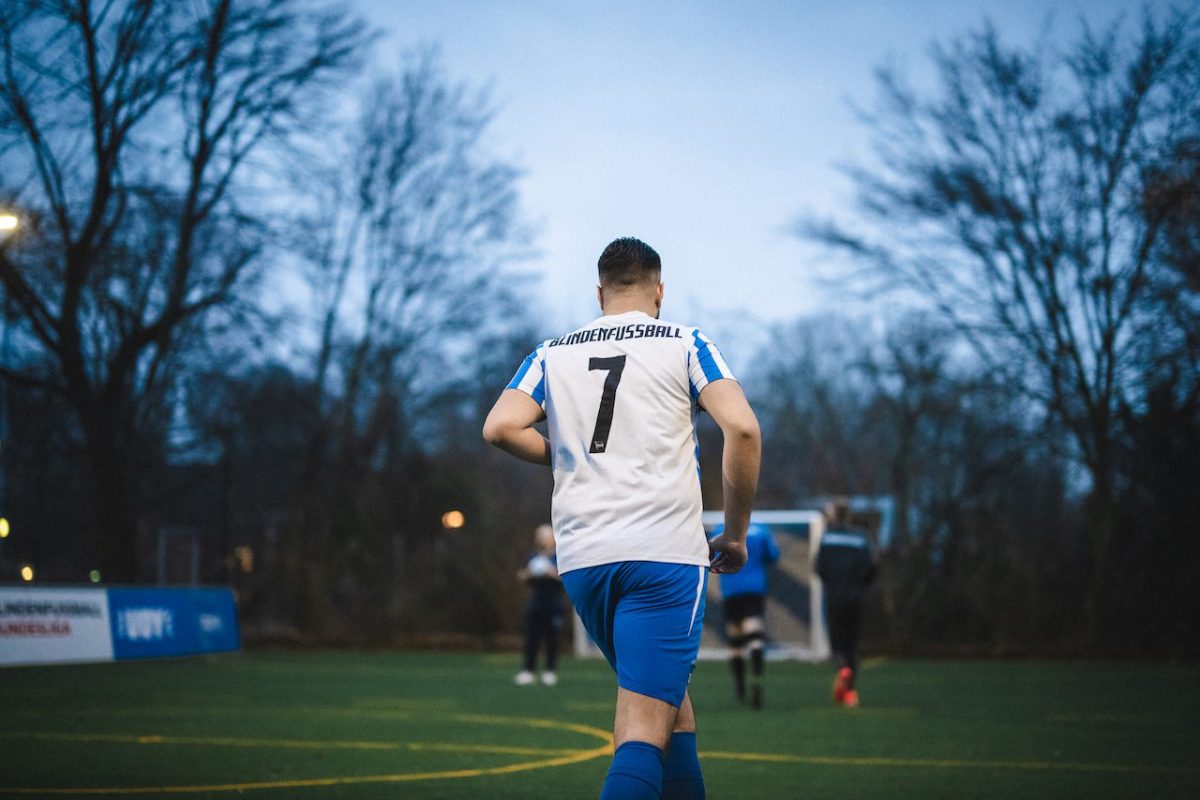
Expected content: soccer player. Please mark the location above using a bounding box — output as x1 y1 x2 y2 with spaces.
815 499 876 708
709 521 779 708
515 523 564 687
483 237 761 800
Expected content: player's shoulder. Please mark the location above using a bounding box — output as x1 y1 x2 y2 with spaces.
822 529 870 548
660 317 707 340
517 338 554 361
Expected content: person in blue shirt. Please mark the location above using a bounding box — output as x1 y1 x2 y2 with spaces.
710 521 779 708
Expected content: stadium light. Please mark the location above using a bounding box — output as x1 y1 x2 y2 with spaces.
20 564 33 581
441 510 465 530
0 213 18 232
89 570 101 583
0 517 9 538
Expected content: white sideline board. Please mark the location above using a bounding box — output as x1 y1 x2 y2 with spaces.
571 510 830 662
0 587 114 666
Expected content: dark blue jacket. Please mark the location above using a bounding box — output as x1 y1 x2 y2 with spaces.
816 529 876 605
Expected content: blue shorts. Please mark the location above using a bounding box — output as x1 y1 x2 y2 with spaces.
561 561 708 707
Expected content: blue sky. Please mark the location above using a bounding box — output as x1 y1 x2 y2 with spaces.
355 0 1139 336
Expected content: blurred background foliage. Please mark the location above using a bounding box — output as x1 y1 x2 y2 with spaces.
0 1 1196 657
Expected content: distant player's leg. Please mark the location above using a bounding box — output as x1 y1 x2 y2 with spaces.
741 612 766 709
516 605 538 685
541 609 561 685
841 601 863 706
724 617 746 703
828 602 853 704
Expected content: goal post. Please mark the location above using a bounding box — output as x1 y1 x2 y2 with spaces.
571 509 830 662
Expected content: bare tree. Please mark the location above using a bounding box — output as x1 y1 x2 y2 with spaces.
802 7 1200 640
284 50 531 631
0 0 368 581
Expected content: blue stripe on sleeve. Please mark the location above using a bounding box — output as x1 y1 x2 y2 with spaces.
692 329 723 383
506 351 537 390
531 373 546 405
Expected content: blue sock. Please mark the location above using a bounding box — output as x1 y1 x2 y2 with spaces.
600 740 664 799
662 732 705 800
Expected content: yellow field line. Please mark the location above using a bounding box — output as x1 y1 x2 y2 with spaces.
0 714 614 796
1 732 582 758
453 713 612 741
701 751 1200 775
0 745 614 796
6 712 1194 796
6 705 416 721
1043 713 1165 724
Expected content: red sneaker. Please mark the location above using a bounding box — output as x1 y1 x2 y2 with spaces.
842 689 860 708
832 667 853 704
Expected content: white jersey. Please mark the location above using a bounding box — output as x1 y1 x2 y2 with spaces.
506 310 737 574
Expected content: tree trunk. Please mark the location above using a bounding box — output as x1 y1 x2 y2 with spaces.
80 403 140 584
1082 477 1118 649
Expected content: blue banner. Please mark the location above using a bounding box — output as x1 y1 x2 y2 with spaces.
107 587 239 661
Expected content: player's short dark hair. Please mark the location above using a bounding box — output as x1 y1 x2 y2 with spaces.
598 237 661 289
827 498 851 528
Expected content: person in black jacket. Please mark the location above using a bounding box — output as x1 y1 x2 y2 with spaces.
815 499 876 707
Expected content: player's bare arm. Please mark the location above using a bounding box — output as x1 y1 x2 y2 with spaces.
482 389 552 465
700 378 761 574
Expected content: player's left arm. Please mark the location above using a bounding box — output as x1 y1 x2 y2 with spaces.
862 545 879 587
482 389 551 465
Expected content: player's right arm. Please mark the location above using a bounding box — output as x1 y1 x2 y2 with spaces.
764 528 781 564
482 389 551 465
701 379 761 574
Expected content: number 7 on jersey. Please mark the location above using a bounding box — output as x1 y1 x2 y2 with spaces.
588 355 626 453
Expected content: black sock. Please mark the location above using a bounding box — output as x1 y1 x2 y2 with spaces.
730 655 745 700
749 647 765 708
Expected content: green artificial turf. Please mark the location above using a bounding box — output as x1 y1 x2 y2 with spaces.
1 651 1197 798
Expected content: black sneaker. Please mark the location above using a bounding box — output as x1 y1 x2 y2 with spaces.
750 684 763 709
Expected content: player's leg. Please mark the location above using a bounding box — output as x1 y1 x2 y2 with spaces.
516 604 538 685
541 608 562 685
610 689 708 800
841 601 863 706
603 689 672 799
662 691 705 800
610 691 703 800
613 687 678 750
843 600 862 679
724 615 746 702
605 562 708 799
828 602 853 704
561 565 661 797
741 610 767 709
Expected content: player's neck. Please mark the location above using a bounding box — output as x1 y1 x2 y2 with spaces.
600 298 659 318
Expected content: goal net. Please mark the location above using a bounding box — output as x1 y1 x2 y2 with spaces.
572 510 831 662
